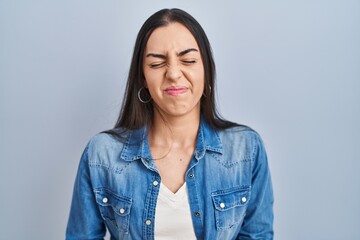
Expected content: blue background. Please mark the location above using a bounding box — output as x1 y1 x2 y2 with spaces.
1 1 359 239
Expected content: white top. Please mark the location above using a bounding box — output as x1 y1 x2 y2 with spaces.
154 182 197 240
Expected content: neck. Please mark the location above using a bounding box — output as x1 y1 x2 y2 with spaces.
149 111 200 148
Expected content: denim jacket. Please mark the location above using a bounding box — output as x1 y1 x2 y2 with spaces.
66 119 274 239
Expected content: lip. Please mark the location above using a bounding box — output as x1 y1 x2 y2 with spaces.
164 86 188 96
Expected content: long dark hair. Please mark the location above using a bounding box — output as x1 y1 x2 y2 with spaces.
106 8 237 137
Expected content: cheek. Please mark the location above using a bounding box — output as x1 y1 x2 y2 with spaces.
186 68 205 88
144 70 163 88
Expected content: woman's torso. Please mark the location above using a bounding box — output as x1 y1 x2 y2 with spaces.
84 120 261 239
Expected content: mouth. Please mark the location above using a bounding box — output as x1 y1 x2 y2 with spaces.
164 86 188 96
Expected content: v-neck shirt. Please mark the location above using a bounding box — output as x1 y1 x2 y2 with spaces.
154 182 197 239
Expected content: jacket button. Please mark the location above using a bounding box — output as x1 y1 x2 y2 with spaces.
195 211 200 217
189 173 194 178
145 219 152 225
220 203 225 209
102 197 108 203
119 208 125 214
242 197 247 203
153 181 159 186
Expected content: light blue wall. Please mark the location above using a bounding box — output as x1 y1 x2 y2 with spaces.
1 1 359 239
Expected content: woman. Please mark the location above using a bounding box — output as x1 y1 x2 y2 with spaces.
66 8 274 240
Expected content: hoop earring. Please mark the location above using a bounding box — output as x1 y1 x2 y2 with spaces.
138 87 151 103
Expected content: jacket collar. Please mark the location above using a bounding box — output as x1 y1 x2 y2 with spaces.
120 117 223 162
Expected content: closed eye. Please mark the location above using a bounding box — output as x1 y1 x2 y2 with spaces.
149 62 166 68
181 59 197 65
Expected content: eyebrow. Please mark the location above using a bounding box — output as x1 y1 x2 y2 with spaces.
178 48 198 56
145 48 198 58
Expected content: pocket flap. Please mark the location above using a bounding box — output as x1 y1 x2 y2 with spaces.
211 186 250 211
94 188 132 216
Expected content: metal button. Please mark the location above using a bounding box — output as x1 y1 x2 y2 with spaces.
153 181 159 186
242 197 247 203
195 211 200 217
220 202 225 209
189 173 194 178
145 219 152 225
119 208 125 214
102 197 108 203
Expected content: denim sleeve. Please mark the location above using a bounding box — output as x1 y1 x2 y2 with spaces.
237 134 274 240
66 143 106 240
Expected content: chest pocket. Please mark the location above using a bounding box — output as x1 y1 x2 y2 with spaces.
94 188 132 234
211 186 251 230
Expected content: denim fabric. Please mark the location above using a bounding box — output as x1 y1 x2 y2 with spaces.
66 119 274 239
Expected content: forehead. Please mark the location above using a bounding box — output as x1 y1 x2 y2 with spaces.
145 22 199 53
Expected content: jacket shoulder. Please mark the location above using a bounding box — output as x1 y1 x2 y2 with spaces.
84 129 130 167
216 125 264 163
88 131 125 150
219 125 262 143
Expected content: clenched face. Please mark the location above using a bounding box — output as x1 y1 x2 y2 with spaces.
143 22 205 119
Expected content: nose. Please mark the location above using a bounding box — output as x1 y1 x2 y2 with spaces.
165 63 182 81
